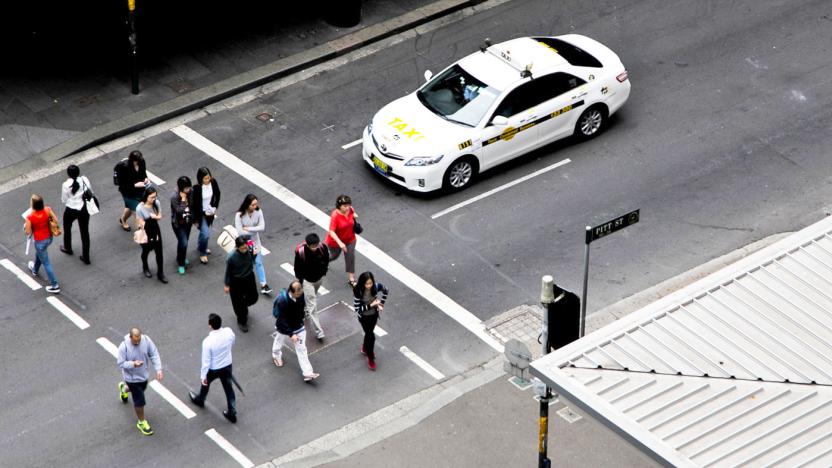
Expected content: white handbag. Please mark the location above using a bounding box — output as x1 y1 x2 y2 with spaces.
217 225 239 253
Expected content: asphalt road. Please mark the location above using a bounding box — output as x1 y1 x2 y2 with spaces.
2 0 831 466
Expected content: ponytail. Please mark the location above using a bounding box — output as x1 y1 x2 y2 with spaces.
67 165 81 195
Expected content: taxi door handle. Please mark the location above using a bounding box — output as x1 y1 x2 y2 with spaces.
520 115 538 123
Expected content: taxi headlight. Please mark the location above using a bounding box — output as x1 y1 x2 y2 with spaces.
404 155 444 166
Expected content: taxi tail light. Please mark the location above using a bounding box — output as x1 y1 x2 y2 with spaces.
616 70 629 82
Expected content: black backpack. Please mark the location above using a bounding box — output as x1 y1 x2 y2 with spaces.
113 159 129 186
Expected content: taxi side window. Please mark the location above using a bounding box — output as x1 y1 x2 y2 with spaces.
492 82 540 119
530 73 586 101
492 73 586 121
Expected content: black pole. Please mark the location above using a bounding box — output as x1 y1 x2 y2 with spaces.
538 276 554 468
127 0 139 94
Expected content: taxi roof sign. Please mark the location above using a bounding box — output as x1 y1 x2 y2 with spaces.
480 38 534 78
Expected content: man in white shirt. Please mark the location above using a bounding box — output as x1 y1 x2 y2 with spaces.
189 313 238 422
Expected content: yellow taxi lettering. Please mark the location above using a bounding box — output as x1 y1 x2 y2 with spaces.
403 128 420 139
387 117 426 139
388 117 403 126
392 123 407 131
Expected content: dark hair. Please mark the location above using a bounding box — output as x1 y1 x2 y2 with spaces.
237 194 258 214
67 165 81 195
208 313 222 330
31 194 44 211
305 233 320 245
196 167 212 185
141 185 158 203
128 150 145 169
235 236 247 248
288 280 303 294
354 271 375 295
176 176 192 193
336 194 352 208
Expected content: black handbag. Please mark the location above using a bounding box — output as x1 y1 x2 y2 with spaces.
353 221 363 235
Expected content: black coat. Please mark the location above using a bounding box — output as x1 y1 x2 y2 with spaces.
191 179 221 226
273 290 306 335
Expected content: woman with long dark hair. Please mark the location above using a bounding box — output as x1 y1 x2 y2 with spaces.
234 194 271 294
60 164 92 264
170 176 193 275
352 271 388 370
192 167 221 265
117 150 149 231
136 186 167 283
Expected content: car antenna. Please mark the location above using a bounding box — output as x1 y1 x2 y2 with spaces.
479 38 492 53
521 63 534 79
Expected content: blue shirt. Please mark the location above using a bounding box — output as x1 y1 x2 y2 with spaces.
201 327 235 380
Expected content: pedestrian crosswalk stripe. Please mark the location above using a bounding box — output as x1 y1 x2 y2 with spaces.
47 296 90 330
279 263 330 295
96 337 119 358
400 346 445 380
146 171 165 186
374 326 387 337
149 380 197 419
0 258 42 290
205 428 254 468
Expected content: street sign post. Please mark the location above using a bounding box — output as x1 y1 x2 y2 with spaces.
580 209 640 336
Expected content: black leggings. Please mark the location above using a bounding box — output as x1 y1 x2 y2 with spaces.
63 207 90 259
359 313 379 359
141 239 164 277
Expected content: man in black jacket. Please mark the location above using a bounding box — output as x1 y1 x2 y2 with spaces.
293 233 330 340
271 280 319 381
224 237 258 332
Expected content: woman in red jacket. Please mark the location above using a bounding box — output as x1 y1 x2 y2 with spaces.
24 194 61 293
324 194 358 287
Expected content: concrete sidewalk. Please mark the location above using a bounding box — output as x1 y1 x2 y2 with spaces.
0 0 480 186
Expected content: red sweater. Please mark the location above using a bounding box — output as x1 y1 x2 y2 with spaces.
325 208 356 248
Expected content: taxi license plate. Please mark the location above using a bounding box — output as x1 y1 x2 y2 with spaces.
372 155 389 174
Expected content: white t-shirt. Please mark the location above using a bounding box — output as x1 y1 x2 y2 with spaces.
202 183 214 215
61 176 92 211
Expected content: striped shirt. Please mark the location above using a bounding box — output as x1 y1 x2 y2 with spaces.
353 282 389 317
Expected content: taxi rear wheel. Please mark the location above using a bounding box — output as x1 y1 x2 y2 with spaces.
443 157 477 192
574 105 607 140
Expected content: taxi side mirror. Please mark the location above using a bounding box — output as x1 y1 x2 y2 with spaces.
424 70 433 82
491 116 509 126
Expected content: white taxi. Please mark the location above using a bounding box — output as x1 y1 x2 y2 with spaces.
362 34 630 192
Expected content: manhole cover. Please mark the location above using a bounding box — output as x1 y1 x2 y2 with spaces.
256 112 273 122
167 78 194 94
485 305 543 358
273 302 360 355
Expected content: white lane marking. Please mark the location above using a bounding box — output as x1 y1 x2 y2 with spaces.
280 263 330 295
47 296 90 330
0 258 42 290
341 138 362 150
146 171 165 186
431 158 572 219
205 428 254 468
374 325 387 337
96 337 120 358
399 346 445 380
149 380 197 419
260 245 270 256
172 125 503 353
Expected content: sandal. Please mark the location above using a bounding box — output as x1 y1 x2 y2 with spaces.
199 256 208 265
117 216 130 231
348 279 358 288
273 357 283 367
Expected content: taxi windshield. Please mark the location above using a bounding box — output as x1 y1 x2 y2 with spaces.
417 64 499 127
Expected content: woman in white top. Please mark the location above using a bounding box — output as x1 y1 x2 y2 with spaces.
191 167 221 265
60 165 92 264
234 194 272 295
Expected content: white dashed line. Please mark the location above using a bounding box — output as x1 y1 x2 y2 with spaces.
96 337 120 358
259 245 270 256
172 124 502 353
205 428 254 468
149 380 197 419
399 346 445 380
47 296 90 330
341 138 362 150
430 158 571 219
374 325 387 337
146 171 166 186
280 263 330 295
1 258 42 290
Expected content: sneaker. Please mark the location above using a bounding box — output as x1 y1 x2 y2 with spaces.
188 391 204 408
118 381 129 404
303 372 320 382
177 266 186 275
136 420 154 436
273 356 283 367
367 357 376 371
46 285 61 294
223 410 237 423
206 248 212 255
28 261 38 277
316 329 325 340
261 284 274 295
184 258 190 266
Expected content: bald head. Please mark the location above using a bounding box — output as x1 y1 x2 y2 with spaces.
129 327 142 345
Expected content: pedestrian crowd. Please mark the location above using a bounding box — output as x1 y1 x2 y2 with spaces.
19 150 391 435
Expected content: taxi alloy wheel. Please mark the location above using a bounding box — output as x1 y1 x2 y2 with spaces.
576 106 606 139
444 158 476 191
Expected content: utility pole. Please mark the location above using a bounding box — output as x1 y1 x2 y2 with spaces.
127 0 139 94
536 275 555 468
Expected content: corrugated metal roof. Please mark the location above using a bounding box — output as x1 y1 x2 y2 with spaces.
532 216 832 467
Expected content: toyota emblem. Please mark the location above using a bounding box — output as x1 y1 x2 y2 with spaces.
379 143 387 152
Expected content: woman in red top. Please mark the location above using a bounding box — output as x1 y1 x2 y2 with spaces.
324 194 358 287
24 194 61 293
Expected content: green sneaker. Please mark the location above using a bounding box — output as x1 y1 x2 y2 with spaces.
137 419 154 436
118 381 129 404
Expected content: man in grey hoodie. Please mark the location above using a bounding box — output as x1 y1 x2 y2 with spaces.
116 327 163 436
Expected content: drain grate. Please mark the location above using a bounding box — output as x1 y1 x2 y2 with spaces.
256 112 273 122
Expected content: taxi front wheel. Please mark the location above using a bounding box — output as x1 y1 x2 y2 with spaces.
443 157 477 192
574 105 607 140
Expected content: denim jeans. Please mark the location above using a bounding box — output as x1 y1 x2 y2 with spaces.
172 225 191 267
34 237 58 287
254 251 266 285
197 217 211 255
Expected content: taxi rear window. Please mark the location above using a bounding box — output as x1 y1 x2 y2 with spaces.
534 38 603 68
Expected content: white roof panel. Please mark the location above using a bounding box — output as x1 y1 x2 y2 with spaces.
532 216 832 467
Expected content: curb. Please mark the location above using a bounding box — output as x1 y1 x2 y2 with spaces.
0 0 481 188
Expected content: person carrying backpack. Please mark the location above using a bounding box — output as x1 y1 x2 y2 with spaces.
271 280 319 382
293 233 330 340
353 271 389 371
115 150 149 231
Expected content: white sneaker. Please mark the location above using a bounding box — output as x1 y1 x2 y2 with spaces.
260 284 274 295
46 285 61 294
28 261 38 277
316 330 325 340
